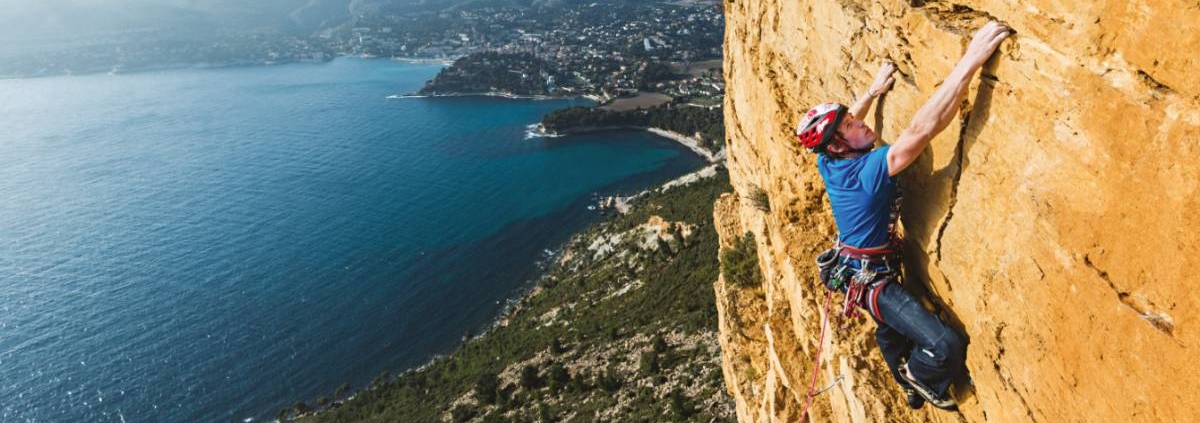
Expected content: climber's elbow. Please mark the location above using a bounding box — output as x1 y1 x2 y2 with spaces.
887 127 931 176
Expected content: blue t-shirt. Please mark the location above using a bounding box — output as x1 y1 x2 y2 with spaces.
817 146 897 248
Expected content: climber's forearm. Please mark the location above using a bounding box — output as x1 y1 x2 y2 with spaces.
886 21 1008 176
847 89 877 120
887 60 980 175
851 62 898 119
908 61 977 140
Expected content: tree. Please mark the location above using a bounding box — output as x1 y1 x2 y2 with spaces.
476 372 500 404
451 405 478 423
520 364 543 390
546 362 570 392
656 236 673 256
293 401 312 416
639 351 660 376
669 388 693 420
651 333 669 353
497 383 515 408
596 366 622 392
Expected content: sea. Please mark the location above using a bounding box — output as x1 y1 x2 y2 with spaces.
0 57 706 423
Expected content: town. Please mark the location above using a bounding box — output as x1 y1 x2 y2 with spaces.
4 1 724 104
357 2 724 100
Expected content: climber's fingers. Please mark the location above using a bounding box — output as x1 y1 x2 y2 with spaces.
880 61 897 74
986 25 1011 49
966 21 1011 64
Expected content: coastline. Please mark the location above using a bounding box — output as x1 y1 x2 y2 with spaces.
408 91 577 101
534 124 723 163
1 55 450 81
389 56 458 66
284 162 723 422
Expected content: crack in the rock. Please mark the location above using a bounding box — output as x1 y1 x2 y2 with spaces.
1082 254 1177 337
989 323 1041 421
934 100 973 261
999 372 1041 423
1136 69 1173 94
911 1 1001 37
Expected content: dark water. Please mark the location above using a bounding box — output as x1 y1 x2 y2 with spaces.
0 58 705 423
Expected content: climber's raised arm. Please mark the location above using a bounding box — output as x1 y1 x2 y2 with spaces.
847 61 897 119
887 21 1009 176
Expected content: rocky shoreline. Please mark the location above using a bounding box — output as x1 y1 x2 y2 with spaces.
284 164 729 423
533 124 722 163
409 91 573 100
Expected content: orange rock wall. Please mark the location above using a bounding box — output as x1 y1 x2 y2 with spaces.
713 0 1200 421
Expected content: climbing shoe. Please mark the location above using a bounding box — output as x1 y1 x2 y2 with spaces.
903 388 925 409
899 363 958 411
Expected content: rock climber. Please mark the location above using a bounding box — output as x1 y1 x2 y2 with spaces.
796 21 1010 410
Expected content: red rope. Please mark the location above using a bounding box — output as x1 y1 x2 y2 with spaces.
799 288 834 423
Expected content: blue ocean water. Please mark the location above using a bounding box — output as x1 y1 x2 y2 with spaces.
0 58 705 423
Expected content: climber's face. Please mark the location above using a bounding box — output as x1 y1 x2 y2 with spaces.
836 114 876 149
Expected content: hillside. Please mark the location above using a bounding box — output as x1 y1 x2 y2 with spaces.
288 168 737 423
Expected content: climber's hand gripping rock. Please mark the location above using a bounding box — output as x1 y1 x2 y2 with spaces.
869 61 897 98
964 21 1010 67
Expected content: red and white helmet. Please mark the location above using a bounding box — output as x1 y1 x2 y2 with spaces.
795 102 848 154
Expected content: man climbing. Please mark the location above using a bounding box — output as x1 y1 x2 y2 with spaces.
796 21 1010 410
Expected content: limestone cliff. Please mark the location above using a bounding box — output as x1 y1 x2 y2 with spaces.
713 0 1199 422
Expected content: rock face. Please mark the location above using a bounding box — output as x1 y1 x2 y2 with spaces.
713 0 1200 422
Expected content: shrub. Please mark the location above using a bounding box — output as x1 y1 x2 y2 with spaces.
520 364 543 390
476 372 500 404
720 232 762 287
333 383 351 398
651 334 669 353
370 370 391 388
293 401 312 416
746 185 770 213
638 351 660 376
451 405 477 423
481 412 508 423
668 388 694 420
596 366 623 392
545 362 570 392
497 384 516 408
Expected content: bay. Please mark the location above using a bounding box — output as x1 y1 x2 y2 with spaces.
0 57 705 423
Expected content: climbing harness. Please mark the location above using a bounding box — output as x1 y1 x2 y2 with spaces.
816 188 905 323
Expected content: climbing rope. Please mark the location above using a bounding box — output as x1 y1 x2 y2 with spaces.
799 288 835 423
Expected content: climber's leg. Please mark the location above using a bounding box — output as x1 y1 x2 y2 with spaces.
872 316 914 388
872 282 966 397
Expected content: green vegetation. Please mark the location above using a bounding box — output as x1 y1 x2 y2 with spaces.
541 103 725 152
747 185 770 213
419 52 567 96
293 170 735 423
635 62 684 90
720 233 763 288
